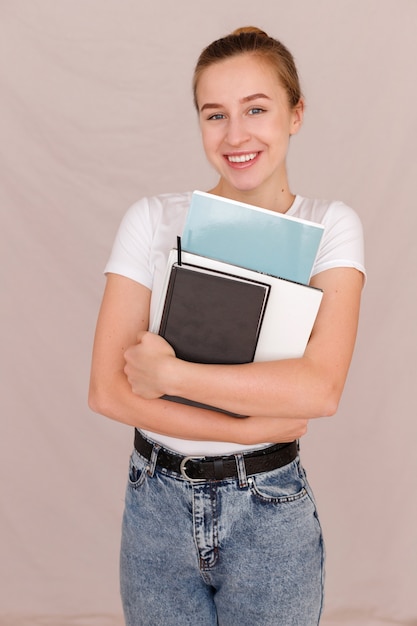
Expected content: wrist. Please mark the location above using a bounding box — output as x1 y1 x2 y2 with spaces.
163 355 186 398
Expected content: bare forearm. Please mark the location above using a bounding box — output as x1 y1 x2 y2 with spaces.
164 356 339 419
90 373 236 439
88 373 307 445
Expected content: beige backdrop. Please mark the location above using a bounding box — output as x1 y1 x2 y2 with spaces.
1 1 416 625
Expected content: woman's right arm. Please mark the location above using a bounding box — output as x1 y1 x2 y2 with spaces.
88 273 307 444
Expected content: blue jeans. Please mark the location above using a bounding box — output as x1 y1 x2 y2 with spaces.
120 438 325 626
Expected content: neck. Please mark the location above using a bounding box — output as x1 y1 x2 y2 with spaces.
209 179 295 214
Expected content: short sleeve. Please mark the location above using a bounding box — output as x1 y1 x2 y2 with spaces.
311 201 366 281
104 197 154 289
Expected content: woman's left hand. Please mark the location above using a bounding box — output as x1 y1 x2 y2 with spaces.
124 331 176 399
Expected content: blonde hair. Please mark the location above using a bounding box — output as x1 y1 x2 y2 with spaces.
192 26 302 110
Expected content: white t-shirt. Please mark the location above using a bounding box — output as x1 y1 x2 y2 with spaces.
104 191 366 455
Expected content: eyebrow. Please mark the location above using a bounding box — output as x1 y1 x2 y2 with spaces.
200 93 271 112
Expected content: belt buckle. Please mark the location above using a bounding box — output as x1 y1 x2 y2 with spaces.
180 455 206 483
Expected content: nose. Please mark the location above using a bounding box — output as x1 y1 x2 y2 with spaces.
225 116 250 147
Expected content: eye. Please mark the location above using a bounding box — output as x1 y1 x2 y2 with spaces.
207 113 226 120
248 107 265 115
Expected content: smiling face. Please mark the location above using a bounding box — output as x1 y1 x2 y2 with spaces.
196 53 304 210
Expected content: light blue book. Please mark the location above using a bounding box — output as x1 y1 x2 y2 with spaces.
181 191 325 284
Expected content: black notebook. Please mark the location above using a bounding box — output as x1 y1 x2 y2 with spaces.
159 262 270 365
158 261 270 415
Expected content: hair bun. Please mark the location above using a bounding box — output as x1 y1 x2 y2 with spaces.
193 26 302 110
231 26 268 37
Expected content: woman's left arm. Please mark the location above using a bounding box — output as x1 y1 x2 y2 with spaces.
124 267 364 419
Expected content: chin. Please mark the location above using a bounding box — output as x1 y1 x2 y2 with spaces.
228 179 264 194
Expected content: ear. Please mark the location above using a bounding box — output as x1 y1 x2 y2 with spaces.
289 98 304 136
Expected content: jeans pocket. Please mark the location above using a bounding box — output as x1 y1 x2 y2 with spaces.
127 450 148 490
249 458 307 504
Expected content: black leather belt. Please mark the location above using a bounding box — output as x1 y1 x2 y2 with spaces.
134 429 298 483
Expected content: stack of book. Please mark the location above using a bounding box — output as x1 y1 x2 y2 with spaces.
150 191 324 412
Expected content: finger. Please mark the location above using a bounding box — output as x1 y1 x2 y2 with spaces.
136 329 148 342
123 362 131 381
123 345 134 362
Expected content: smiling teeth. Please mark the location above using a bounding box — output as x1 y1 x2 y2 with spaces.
228 153 257 163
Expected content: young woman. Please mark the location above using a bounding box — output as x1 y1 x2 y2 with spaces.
89 27 365 626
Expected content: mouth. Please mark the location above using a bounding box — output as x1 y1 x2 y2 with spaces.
226 152 259 164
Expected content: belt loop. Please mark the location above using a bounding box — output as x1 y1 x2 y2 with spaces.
147 443 161 477
234 453 248 488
